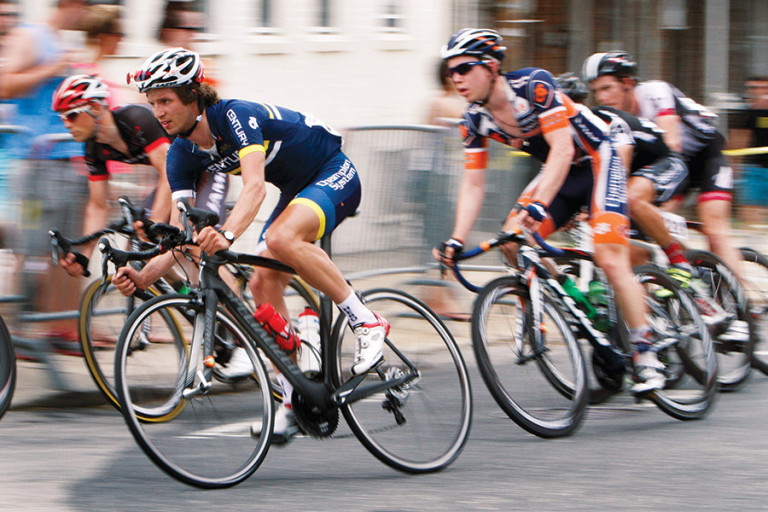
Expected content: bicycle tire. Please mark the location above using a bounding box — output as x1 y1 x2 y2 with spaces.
737 247 768 375
78 276 163 415
331 288 472 473
633 265 718 420
687 249 755 391
0 314 15 421
115 294 274 489
471 275 588 438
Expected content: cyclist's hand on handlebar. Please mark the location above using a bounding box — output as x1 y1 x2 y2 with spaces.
59 251 89 277
112 266 143 297
434 237 464 268
195 225 231 255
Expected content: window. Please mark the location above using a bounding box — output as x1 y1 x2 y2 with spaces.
255 0 274 28
380 0 403 32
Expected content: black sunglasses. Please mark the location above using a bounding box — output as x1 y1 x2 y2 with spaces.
447 61 488 76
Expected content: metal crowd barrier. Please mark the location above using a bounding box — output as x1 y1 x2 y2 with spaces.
334 124 538 278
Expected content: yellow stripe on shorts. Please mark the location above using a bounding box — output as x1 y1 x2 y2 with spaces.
289 197 326 240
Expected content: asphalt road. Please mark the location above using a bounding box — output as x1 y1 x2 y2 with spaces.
3 351 768 512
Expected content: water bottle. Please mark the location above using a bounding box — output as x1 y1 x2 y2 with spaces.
557 274 597 318
587 279 610 332
253 303 301 352
297 307 321 375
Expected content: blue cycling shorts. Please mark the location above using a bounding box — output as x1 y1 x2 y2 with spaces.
258 151 361 245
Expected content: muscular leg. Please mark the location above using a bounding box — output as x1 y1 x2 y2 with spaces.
593 242 647 329
627 176 673 247
697 198 743 282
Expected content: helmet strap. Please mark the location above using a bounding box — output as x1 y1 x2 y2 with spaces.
473 64 497 106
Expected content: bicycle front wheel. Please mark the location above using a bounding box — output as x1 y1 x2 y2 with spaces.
472 276 588 438
115 294 274 489
332 288 472 473
687 250 755 391
0 315 15 420
738 247 768 375
79 276 162 414
634 265 718 420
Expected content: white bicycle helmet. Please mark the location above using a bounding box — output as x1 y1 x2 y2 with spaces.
582 52 637 82
52 74 109 111
441 28 506 62
127 47 204 93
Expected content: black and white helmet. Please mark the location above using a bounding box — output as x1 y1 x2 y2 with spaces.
127 47 204 93
582 51 637 82
555 72 589 103
441 28 506 62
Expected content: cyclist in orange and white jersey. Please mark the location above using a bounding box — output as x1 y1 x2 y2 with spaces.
436 29 663 394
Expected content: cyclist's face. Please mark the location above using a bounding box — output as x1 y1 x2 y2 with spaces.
60 106 95 142
446 56 494 104
146 88 195 135
590 75 629 110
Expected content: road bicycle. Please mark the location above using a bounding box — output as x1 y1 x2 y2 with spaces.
567 216 755 391
54 197 317 416
102 199 472 488
448 229 717 438
738 246 768 374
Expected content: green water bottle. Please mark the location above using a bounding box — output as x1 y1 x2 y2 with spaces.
587 279 610 331
558 274 597 318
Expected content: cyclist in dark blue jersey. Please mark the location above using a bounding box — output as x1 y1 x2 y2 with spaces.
113 48 387 441
436 29 663 394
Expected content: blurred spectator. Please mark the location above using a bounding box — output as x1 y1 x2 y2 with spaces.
424 59 465 126
418 59 470 322
731 76 768 226
157 1 219 88
0 0 17 44
0 0 88 336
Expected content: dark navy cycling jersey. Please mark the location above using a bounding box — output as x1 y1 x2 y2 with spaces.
166 99 344 200
590 105 669 172
85 104 171 181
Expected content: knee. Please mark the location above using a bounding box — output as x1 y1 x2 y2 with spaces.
263 229 296 261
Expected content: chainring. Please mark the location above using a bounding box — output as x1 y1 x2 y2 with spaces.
292 390 339 439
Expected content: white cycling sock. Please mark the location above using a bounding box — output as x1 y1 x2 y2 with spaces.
277 373 293 408
337 291 376 327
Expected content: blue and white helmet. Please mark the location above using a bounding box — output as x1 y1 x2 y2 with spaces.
441 28 506 62
127 47 204 93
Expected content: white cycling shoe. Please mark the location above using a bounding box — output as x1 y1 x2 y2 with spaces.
350 313 389 376
250 404 299 445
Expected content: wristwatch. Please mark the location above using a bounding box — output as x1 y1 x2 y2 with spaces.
220 230 235 245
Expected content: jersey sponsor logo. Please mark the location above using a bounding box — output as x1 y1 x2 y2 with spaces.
317 159 356 191
249 116 259 130
532 81 553 108
226 108 249 146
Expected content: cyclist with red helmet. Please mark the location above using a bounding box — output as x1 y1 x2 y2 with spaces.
113 48 387 442
582 51 743 283
51 73 228 277
436 29 663 394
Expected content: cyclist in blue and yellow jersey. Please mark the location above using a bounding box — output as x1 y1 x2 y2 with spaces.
112 48 387 442
434 28 663 394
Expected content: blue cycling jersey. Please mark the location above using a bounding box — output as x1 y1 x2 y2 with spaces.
167 99 343 200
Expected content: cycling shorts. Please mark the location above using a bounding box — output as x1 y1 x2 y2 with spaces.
257 152 361 248
674 132 733 202
630 154 688 205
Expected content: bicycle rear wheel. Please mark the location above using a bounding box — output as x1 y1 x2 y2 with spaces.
738 247 768 375
332 288 472 473
115 294 274 489
0 315 15 420
687 250 755 391
633 265 718 420
472 275 588 438
79 276 162 414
